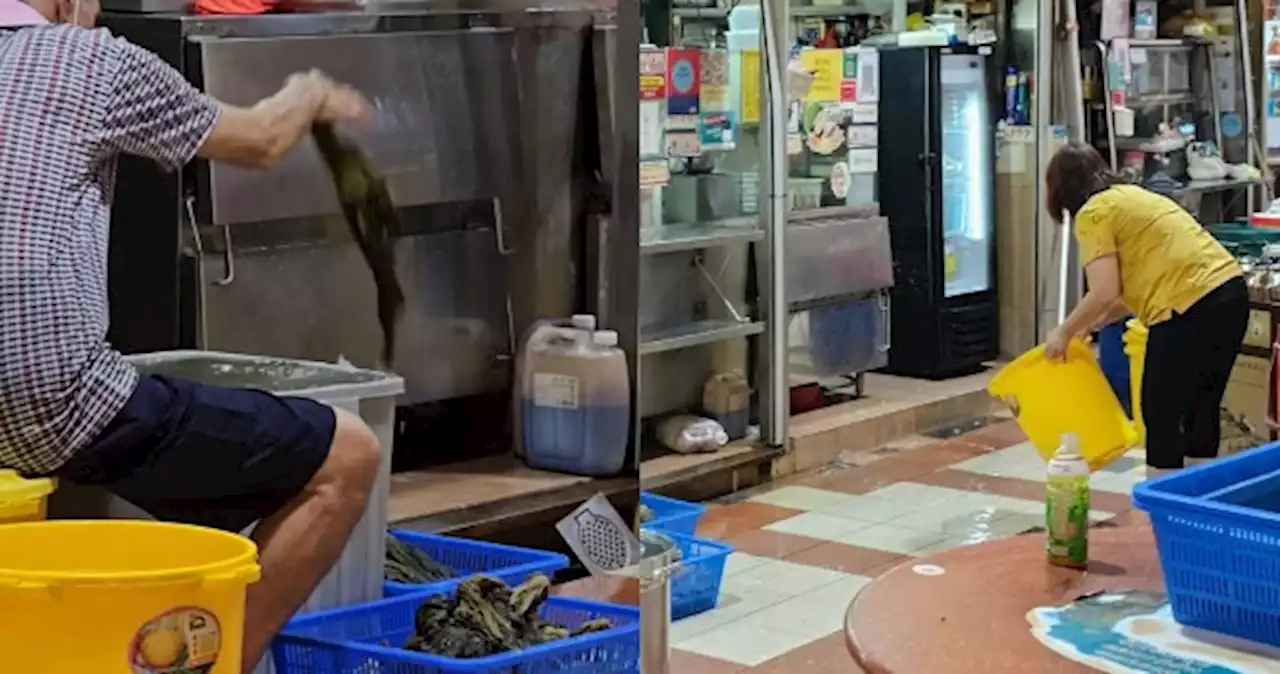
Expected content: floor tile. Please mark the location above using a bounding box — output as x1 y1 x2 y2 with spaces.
696 502 805 540
747 485 857 511
784 541 908 575
676 616 828 667
912 469 1136 514
722 558 853 597
748 633 864 673
814 482 975 523
834 523 948 556
762 511 874 541
726 529 826 559
723 552 774 577
954 420 1028 450
669 586 793 642
670 648 744 674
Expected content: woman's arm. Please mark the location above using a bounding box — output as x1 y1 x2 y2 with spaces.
1046 253 1122 359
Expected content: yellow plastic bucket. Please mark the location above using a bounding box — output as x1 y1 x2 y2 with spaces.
1123 319 1149 446
0 471 55 525
989 338 1138 471
0 520 260 673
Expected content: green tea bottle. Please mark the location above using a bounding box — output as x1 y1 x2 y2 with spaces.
1046 432 1090 569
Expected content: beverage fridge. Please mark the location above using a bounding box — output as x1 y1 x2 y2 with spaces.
876 46 998 379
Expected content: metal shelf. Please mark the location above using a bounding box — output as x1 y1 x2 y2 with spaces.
1126 92 1197 107
639 319 764 355
670 6 728 19
640 217 762 254
1169 177 1263 196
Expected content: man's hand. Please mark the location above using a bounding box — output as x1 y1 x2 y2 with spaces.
199 70 372 169
287 70 372 125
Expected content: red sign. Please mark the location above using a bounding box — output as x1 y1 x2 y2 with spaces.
666 48 702 116
840 80 857 103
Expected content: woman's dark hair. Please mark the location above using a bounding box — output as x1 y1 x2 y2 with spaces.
1044 142 1127 222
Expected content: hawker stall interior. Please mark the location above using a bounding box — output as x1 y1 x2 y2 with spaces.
3 0 1280 672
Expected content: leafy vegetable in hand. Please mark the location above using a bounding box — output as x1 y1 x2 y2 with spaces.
312 123 406 365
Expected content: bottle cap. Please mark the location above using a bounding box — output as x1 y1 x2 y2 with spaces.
594 330 619 348
571 314 598 331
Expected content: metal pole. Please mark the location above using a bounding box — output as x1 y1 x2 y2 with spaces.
1238 0 1260 209
1034 0 1056 340
760 0 789 447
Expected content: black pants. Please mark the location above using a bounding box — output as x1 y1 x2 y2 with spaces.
1142 276 1248 469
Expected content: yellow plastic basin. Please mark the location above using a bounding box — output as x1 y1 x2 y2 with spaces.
989 338 1138 471
0 471 55 525
0 520 260 673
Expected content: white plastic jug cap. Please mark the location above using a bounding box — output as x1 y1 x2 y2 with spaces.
594 330 619 348
571 314 598 331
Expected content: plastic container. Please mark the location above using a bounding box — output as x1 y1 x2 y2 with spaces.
1045 434 1090 569
0 520 259 673
703 371 751 441
272 593 640 673
1133 441 1280 647
789 178 824 211
639 492 707 536
382 530 570 597
521 327 631 476
665 532 733 620
0 471 54 525
988 339 1137 471
52 351 404 621
1123 319 1149 445
1096 319 1132 416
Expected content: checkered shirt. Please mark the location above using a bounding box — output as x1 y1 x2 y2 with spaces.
0 25 219 475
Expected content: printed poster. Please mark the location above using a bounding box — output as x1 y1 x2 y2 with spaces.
800 49 843 103
741 49 761 124
1028 590 1280 673
667 48 701 116
700 49 734 149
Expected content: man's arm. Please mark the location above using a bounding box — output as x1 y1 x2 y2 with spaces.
98 36 368 171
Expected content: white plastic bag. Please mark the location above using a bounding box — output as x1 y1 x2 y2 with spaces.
656 415 729 454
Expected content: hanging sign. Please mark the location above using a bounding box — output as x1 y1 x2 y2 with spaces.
667 48 701 116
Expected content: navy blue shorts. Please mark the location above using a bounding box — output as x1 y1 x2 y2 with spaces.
59 374 336 533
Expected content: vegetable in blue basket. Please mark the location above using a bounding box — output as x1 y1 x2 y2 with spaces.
403 574 613 658
385 535 453 584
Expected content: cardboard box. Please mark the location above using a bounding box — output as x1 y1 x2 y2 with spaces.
1221 354 1271 455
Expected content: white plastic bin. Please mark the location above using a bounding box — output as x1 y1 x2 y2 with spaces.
45 351 403 671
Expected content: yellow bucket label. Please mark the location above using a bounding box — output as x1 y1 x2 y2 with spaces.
130 607 222 673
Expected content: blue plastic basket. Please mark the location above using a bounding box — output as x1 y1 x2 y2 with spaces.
639 493 706 536
273 593 640 674
1133 441 1280 647
384 530 570 598
664 532 733 620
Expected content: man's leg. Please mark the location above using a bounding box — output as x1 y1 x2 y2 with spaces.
58 375 382 673
241 408 380 670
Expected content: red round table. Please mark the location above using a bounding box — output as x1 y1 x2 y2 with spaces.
845 525 1163 673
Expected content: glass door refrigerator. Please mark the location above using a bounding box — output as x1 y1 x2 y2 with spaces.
877 47 998 379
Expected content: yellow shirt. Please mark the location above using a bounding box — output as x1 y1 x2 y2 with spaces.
1074 185 1241 326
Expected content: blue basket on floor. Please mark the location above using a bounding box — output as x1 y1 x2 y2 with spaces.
384 530 570 598
273 593 640 674
639 493 706 536
1133 441 1280 647
662 532 733 620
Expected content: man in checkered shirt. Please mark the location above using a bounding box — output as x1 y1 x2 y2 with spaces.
1 2 386 668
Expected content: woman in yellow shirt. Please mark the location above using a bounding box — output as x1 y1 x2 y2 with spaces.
1043 143 1246 475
